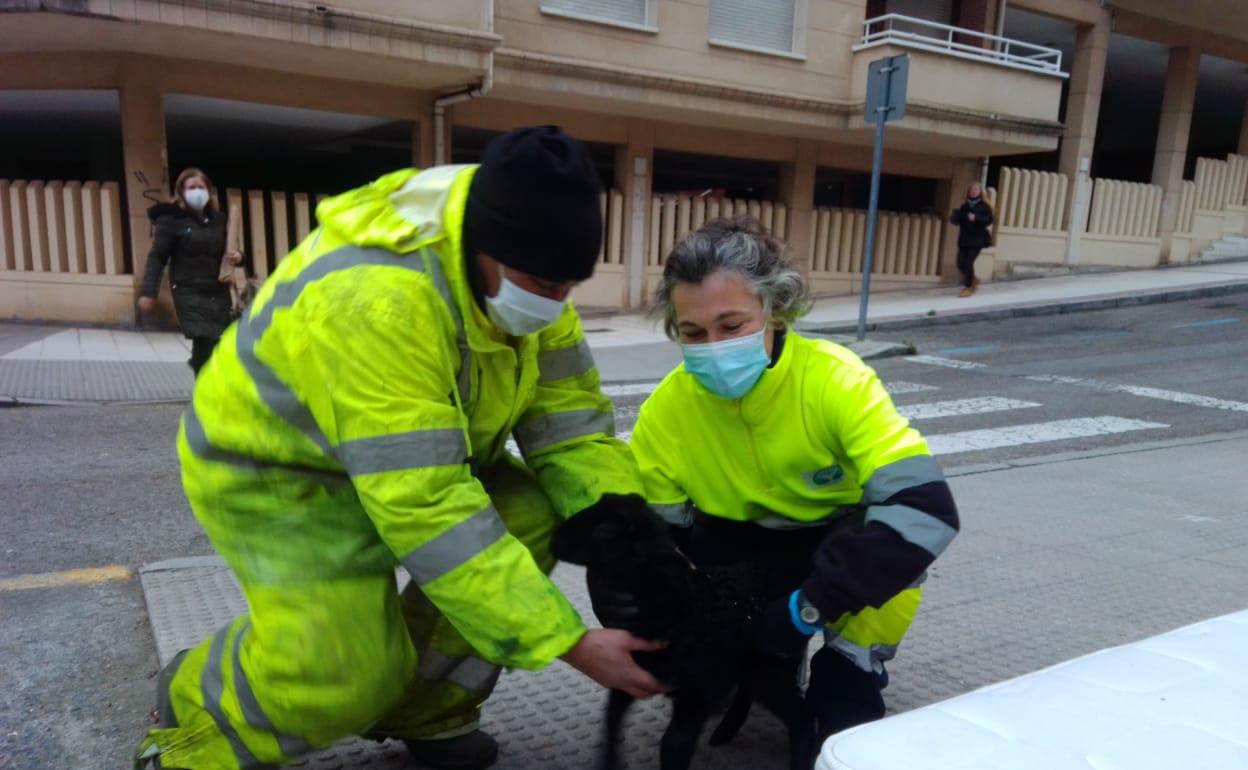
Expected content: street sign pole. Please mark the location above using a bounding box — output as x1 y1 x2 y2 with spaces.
856 54 909 342
856 114 888 342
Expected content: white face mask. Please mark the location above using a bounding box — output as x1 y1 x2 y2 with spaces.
485 267 567 336
184 188 210 211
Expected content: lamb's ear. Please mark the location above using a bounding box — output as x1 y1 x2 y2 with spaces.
551 510 599 565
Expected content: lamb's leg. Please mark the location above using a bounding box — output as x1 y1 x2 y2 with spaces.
659 692 711 770
708 682 753 746
601 689 635 770
751 659 819 770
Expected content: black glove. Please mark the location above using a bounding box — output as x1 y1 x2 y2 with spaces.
756 592 817 659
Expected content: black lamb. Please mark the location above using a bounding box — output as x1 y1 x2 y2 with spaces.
552 496 818 770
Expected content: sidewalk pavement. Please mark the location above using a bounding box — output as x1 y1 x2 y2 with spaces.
3 260 1247 404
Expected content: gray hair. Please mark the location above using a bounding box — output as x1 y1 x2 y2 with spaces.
653 216 812 340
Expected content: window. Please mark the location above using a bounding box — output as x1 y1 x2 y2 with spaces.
540 0 649 29
709 0 797 55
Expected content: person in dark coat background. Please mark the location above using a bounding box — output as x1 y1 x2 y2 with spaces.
138 168 237 374
949 182 994 297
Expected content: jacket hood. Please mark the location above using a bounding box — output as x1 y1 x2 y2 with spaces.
314 166 478 255
147 202 185 222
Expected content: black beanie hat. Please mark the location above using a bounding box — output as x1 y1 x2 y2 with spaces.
463 126 603 283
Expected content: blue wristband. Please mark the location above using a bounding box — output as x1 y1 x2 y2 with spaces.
787 590 821 636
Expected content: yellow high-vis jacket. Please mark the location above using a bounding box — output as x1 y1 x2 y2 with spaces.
181 165 644 670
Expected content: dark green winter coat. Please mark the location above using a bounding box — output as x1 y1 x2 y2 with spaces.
140 203 232 339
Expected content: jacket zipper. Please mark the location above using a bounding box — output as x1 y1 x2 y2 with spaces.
739 400 771 487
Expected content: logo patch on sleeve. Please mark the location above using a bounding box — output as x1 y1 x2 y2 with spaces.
804 464 845 488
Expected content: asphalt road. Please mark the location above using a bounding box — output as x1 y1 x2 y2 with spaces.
2 296 1246 770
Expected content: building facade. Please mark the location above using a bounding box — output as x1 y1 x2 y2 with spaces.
0 0 1245 323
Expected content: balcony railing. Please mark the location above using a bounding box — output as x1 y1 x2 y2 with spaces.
855 14 1065 77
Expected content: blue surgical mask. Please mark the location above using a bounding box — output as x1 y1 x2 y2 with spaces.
681 330 769 399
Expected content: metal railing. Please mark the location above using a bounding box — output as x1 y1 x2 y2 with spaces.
856 14 1064 77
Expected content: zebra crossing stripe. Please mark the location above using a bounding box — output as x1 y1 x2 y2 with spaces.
924 416 1168 455
899 397 1040 421
1026 375 1248 413
885 381 940 395
904 355 987 370
602 382 662 397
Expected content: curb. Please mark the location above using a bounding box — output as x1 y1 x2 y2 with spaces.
799 280 1248 336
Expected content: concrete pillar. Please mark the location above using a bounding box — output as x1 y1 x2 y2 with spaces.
119 62 169 323
1058 16 1110 227
1152 45 1201 254
617 120 655 309
1238 98 1248 156
779 140 816 276
411 96 435 169
939 159 981 283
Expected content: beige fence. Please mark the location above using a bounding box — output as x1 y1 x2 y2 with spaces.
224 187 625 280
808 208 943 276
219 188 330 281
1193 155 1248 212
996 167 1068 231
1 179 126 275
1087 179 1163 239
599 190 625 266
648 194 790 268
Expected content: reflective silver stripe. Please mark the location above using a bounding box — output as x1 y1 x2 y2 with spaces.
337 428 468 476
513 409 615 453
417 650 502 694
862 454 946 504
401 505 508 585
423 248 472 407
202 625 274 769
236 246 425 453
539 339 595 382
232 620 314 758
182 403 348 486
755 514 834 530
823 634 898 674
865 503 957 556
651 502 693 528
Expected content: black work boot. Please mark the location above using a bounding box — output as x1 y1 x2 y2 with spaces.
404 730 499 770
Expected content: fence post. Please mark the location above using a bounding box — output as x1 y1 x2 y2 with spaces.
82 182 105 275
101 183 125 274
0 180 12 270
62 181 86 274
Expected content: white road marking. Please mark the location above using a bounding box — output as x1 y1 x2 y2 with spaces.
899 397 1041 421
1027 375 1248 413
924 416 1169 455
884 381 941 395
602 382 661 397
1171 514 1220 524
904 355 987 370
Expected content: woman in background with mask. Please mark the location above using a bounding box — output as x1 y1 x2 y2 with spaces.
138 167 236 375
629 217 960 739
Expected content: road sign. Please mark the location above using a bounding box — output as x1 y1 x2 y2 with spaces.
864 53 909 124
857 54 910 342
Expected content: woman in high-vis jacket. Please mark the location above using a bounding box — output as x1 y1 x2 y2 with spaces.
629 217 960 737
135 127 668 770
